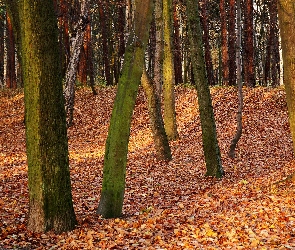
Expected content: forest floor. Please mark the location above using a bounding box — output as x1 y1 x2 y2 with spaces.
1 86 295 249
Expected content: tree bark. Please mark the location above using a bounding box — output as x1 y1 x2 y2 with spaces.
163 0 179 140
97 0 154 218
220 0 229 86
0 10 4 87
278 0 295 155
244 0 255 87
6 12 17 89
6 0 77 233
186 0 224 178
229 0 243 158
64 0 89 127
228 0 237 86
141 68 172 161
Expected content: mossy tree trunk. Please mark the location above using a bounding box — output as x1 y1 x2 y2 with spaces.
6 0 77 233
278 1 295 179
186 0 224 178
97 0 154 218
163 0 179 141
141 68 172 161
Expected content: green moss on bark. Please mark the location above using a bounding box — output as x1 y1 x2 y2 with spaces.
17 0 76 233
97 0 155 218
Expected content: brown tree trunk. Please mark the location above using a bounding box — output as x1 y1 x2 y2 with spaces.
0 11 4 86
220 0 229 86
228 0 236 86
173 0 182 85
199 0 215 86
244 0 255 87
99 2 112 86
6 12 17 89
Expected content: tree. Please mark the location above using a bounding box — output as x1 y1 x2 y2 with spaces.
163 0 179 140
141 68 172 161
186 0 224 178
219 0 229 86
229 0 243 158
97 0 154 218
278 1 295 162
228 0 236 86
5 0 77 233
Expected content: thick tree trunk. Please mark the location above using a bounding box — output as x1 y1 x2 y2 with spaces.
97 0 154 218
163 0 179 140
278 1 295 155
6 0 77 233
186 0 224 178
220 0 229 86
141 68 172 161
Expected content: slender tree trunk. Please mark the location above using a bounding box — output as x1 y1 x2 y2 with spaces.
244 0 255 87
220 0 229 86
0 11 4 87
64 0 89 127
154 0 164 96
163 0 179 140
141 68 172 161
199 0 216 86
173 0 183 85
229 0 243 158
6 0 77 233
186 0 224 178
99 2 112 86
228 0 237 86
6 12 17 89
97 0 154 218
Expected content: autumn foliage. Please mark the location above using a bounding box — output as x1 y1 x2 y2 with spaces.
1 86 295 248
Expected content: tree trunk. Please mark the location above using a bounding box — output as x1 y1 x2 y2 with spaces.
98 2 112 86
199 0 216 86
228 0 237 86
220 0 229 86
154 0 164 96
141 68 172 161
97 0 154 218
173 0 183 85
0 11 4 87
163 0 179 140
278 1 295 155
6 12 17 89
186 0 224 178
229 0 243 158
64 0 89 127
244 0 255 87
6 0 77 233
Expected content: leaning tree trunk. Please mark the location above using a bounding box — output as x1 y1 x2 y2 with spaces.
97 0 154 218
228 0 237 86
141 68 172 161
64 0 89 127
186 0 224 178
6 0 77 233
278 0 295 180
163 0 179 140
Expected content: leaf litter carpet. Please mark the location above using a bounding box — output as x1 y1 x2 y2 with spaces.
0 86 295 249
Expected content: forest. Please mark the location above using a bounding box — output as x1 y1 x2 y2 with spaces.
1 0 295 249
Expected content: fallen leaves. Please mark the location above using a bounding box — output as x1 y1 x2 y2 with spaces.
1 86 295 249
